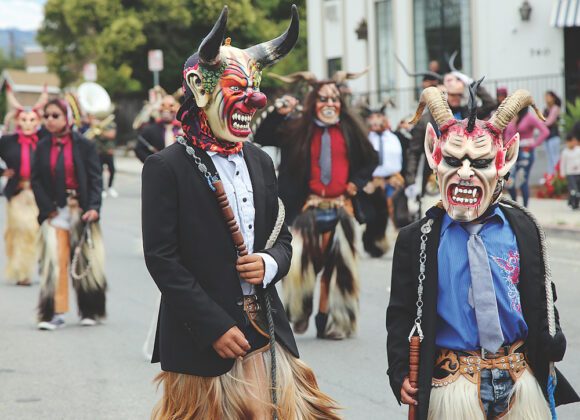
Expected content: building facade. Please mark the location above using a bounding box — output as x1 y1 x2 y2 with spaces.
307 0 569 124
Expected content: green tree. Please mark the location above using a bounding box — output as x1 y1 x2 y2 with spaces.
36 0 307 97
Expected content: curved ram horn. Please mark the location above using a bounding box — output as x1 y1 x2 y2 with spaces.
267 71 318 84
245 4 299 69
395 54 443 81
198 6 228 69
5 83 24 112
408 86 454 127
488 89 545 135
32 83 48 113
448 50 459 72
333 66 371 85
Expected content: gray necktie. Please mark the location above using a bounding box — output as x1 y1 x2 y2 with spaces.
463 223 504 353
319 127 331 185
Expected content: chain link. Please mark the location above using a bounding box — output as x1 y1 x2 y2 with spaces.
176 136 219 190
409 218 433 342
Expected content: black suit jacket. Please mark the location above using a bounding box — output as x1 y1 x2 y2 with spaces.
135 122 166 163
0 134 28 200
386 203 579 420
141 141 297 377
31 131 102 224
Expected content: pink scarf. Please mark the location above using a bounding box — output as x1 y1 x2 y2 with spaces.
17 132 38 179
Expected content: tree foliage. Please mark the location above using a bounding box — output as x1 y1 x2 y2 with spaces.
37 0 307 98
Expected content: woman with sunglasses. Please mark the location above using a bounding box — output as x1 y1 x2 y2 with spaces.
0 85 48 286
31 98 107 330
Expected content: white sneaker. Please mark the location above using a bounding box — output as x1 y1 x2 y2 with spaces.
38 314 66 330
80 318 97 326
102 190 108 199
108 188 118 198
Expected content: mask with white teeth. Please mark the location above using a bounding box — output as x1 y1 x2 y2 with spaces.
181 5 299 143
315 83 341 125
408 81 546 221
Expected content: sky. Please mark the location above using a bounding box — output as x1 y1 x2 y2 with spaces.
0 0 47 31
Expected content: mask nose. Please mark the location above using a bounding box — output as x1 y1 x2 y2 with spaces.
457 160 474 179
244 90 267 109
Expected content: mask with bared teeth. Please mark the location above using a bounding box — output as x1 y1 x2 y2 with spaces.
409 80 545 221
180 5 299 143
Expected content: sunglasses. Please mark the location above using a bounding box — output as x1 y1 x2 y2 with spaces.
317 95 340 104
44 113 63 119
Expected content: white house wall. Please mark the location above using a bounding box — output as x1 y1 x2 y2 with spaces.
472 0 564 79
306 0 565 120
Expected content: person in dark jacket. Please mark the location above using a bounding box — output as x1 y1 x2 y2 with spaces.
134 95 181 163
254 70 378 340
31 98 106 330
142 7 340 419
0 100 46 285
387 85 579 419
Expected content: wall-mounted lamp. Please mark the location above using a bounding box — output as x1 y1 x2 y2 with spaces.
356 18 368 40
519 1 532 21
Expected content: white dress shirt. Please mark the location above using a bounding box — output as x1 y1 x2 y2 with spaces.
207 150 278 295
368 130 403 178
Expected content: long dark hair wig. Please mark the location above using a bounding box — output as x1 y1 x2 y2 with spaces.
279 82 377 185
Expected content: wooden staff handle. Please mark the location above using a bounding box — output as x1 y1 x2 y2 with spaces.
408 335 420 420
212 180 248 256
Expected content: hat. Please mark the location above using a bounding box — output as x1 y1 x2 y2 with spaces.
496 87 508 96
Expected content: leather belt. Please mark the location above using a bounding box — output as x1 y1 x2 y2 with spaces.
432 340 528 387
304 194 347 210
243 294 261 314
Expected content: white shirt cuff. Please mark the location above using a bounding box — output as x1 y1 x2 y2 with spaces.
256 252 278 287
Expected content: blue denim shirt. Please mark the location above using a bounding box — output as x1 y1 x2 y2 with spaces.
435 206 528 350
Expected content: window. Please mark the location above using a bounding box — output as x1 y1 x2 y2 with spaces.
413 0 471 79
327 57 342 78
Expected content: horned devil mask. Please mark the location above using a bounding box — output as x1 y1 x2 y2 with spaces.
409 83 545 222
182 5 299 143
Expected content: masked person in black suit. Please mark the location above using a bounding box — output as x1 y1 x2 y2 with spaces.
141 7 341 420
387 84 579 419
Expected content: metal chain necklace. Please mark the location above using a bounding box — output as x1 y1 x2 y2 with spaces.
409 218 434 342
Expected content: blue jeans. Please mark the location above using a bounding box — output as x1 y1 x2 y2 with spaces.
315 208 338 233
508 148 535 207
544 136 560 175
239 311 269 353
479 368 515 419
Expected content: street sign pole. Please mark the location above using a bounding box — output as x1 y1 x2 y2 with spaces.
148 49 164 88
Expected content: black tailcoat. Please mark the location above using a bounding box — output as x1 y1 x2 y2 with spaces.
31 131 102 224
0 134 27 200
386 203 579 420
141 141 297 377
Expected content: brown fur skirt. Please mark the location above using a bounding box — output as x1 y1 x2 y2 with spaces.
4 186 39 283
151 342 342 420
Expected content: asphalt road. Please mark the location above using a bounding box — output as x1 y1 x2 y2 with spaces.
0 165 579 419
